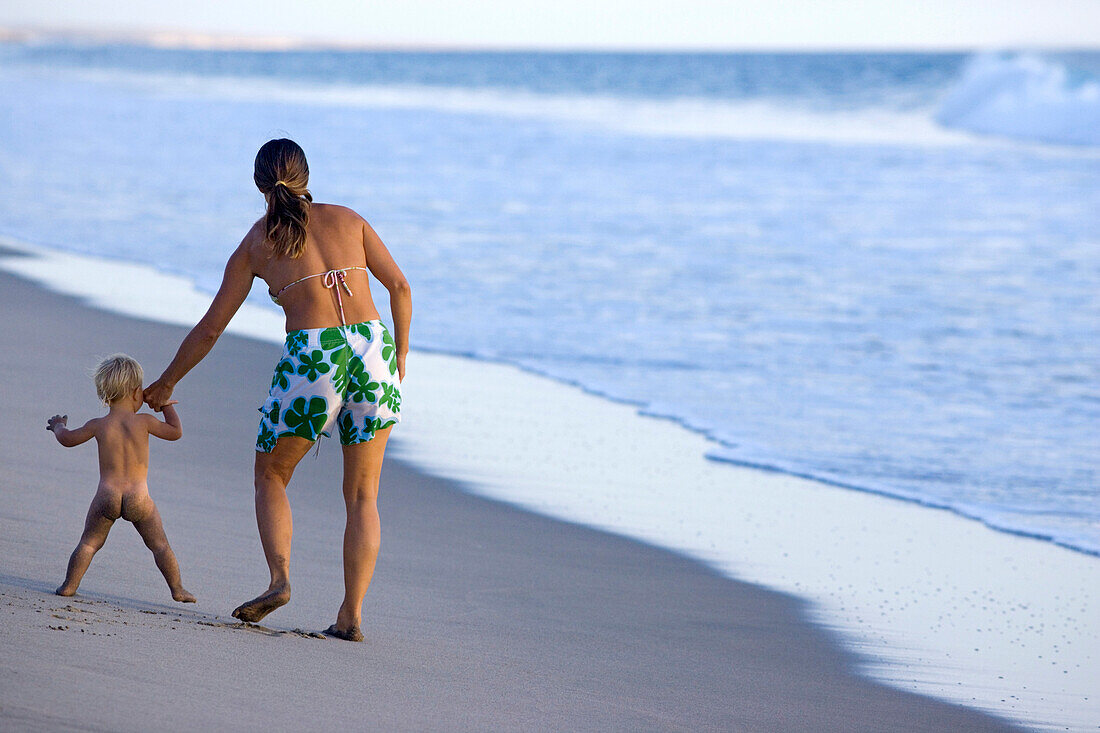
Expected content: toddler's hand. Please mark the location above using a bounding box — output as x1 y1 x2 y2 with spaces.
46 414 67 432
156 400 179 413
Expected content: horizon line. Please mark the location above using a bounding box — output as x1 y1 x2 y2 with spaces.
3 25 1099 54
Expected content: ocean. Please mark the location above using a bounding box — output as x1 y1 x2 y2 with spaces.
1 42 1098 561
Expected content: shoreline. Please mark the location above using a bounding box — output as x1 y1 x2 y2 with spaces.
0 253 1024 731
1 238 1097 729
5 231 1096 560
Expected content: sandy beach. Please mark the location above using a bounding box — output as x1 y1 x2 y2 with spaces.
0 262 1027 731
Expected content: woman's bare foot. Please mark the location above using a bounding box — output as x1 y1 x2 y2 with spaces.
231 583 290 623
55 585 76 597
172 588 197 603
323 624 364 642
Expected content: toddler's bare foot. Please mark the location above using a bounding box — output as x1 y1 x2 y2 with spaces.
231 584 290 623
323 624 364 642
55 585 76 597
172 588 197 603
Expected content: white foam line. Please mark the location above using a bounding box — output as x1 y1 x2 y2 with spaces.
0 243 286 338
2 235 1097 731
11 62 981 148
13 59 1100 158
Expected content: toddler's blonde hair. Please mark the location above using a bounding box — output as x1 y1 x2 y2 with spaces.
94 354 144 405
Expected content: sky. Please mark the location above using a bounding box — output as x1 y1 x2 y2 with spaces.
2 0 1099 50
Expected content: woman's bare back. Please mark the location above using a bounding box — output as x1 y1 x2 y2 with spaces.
247 204 385 331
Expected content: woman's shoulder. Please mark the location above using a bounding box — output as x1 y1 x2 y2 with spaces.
311 202 366 224
240 217 268 253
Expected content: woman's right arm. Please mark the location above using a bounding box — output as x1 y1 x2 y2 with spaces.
144 240 256 409
362 220 411 380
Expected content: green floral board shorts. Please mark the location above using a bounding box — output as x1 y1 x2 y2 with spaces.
256 319 401 452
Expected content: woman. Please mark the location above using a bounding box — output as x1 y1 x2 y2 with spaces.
143 138 411 642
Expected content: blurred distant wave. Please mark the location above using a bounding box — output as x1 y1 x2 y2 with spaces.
936 52 1100 146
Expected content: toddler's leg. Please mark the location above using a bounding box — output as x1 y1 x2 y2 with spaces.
132 502 195 603
57 501 115 596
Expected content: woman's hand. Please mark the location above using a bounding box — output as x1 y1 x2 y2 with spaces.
396 352 406 382
143 378 175 411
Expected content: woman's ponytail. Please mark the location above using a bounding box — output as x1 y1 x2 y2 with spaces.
254 139 312 258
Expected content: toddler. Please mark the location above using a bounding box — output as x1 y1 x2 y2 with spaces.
47 354 195 603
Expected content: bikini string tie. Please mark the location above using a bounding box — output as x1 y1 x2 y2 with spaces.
322 269 355 325
312 268 357 458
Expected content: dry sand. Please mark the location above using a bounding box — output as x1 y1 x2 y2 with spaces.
0 267 1019 731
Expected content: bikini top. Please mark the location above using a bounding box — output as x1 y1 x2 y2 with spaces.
269 266 369 325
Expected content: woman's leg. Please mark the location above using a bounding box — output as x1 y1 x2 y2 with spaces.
329 425 392 641
232 435 314 623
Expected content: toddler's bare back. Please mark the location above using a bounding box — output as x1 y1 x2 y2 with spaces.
94 410 153 484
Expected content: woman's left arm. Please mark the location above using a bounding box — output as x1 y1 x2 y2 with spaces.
144 240 255 409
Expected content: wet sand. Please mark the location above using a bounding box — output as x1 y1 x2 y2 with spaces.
0 268 1019 731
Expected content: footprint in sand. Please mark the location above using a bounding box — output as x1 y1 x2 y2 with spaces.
197 620 325 639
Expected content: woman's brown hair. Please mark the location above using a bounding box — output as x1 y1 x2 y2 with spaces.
254 138 313 258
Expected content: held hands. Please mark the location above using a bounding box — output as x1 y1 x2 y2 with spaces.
46 414 67 432
143 378 175 411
